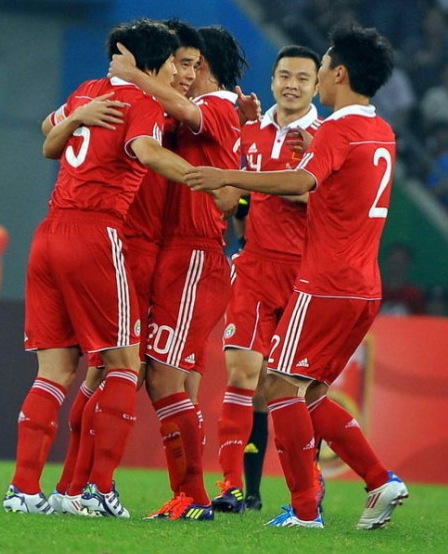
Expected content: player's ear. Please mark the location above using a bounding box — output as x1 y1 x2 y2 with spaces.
334 64 347 84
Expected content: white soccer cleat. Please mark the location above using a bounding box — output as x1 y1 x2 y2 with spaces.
265 505 324 528
61 493 97 516
3 485 55 515
357 471 409 530
81 483 130 518
48 490 65 513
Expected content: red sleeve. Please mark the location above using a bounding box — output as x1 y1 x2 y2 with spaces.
124 96 164 157
298 120 350 185
195 96 240 144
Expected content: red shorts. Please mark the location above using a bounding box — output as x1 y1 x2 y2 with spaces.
224 250 299 357
146 238 231 372
25 211 140 354
268 291 380 385
127 237 160 361
87 237 160 366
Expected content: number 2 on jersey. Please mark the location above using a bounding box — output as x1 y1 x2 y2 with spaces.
369 147 392 219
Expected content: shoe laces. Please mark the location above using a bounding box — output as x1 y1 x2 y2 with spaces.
272 505 295 524
168 492 195 520
215 480 233 495
82 484 96 497
146 496 182 518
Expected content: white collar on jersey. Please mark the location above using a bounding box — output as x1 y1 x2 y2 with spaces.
326 104 376 121
109 76 139 88
260 103 318 130
193 90 238 105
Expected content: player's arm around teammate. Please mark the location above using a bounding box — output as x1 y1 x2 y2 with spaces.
108 41 246 213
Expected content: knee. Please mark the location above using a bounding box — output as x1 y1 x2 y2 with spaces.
146 362 183 402
38 367 77 390
305 381 328 405
225 350 262 389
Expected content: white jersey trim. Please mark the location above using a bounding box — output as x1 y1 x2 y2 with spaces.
106 227 132 347
325 104 376 122
166 249 205 367
191 90 238 136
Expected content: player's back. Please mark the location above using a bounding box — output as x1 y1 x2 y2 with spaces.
297 107 396 298
50 78 164 221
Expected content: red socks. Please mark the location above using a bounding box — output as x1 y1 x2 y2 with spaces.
153 392 209 505
194 404 206 454
67 386 103 496
12 377 66 494
217 386 254 489
268 397 318 521
309 396 389 490
88 370 138 493
55 382 94 494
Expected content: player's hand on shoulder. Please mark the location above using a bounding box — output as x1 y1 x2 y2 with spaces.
74 93 126 130
108 42 138 82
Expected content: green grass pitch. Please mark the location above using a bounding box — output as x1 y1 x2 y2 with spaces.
0 461 447 554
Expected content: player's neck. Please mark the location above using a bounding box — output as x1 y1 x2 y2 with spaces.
333 90 370 112
276 105 312 128
192 71 221 97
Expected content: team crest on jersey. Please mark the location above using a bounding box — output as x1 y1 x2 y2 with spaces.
134 319 141 337
224 323 236 339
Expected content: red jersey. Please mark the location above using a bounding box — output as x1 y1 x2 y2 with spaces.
296 105 396 299
123 116 178 245
164 91 241 244
49 77 164 221
242 104 321 259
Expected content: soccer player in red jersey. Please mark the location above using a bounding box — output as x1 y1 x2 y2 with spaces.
108 25 248 521
185 24 409 530
3 19 194 517
41 20 208 516
211 45 325 513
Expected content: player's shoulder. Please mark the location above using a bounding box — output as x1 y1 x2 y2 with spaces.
194 90 238 108
72 78 106 97
242 119 262 139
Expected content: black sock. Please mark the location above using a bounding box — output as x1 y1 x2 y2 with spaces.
244 411 268 498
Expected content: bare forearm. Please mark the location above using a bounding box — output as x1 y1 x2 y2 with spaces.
133 138 192 183
282 192 309 204
42 116 53 137
148 150 193 183
131 70 200 130
42 114 84 159
218 169 314 196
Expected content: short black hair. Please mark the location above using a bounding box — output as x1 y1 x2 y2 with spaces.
106 18 179 73
198 25 248 90
328 23 394 97
272 45 320 76
163 18 204 52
